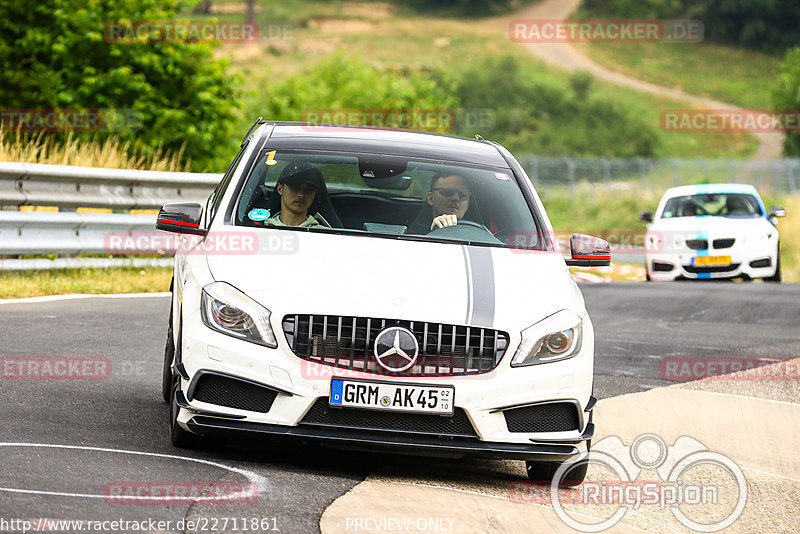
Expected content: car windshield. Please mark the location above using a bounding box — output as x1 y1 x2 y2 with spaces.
661 193 763 219
234 149 546 249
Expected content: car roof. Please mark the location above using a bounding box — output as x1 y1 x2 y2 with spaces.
254 122 511 168
663 183 761 198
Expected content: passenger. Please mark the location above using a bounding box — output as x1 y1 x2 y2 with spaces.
265 162 328 227
409 173 472 233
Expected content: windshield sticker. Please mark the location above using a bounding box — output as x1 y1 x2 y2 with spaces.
248 208 270 221
265 150 278 166
494 172 510 181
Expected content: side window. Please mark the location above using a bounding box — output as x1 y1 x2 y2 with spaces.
208 146 247 225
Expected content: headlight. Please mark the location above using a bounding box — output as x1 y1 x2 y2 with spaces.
200 282 277 348
511 310 583 367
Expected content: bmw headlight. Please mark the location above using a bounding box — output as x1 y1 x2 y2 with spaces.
511 310 583 367
200 282 277 348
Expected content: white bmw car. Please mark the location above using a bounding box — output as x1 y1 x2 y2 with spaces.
640 184 785 281
157 121 610 484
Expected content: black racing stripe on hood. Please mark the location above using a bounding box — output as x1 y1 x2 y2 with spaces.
463 246 495 327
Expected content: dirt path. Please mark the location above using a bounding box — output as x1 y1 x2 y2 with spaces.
513 0 783 159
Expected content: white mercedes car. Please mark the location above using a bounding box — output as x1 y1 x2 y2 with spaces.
640 184 785 281
157 121 610 484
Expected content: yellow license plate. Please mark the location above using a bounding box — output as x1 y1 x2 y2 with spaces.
693 255 731 267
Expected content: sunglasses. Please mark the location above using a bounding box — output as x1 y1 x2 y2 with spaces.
432 187 471 201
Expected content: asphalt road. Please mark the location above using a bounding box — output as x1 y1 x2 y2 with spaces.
1 283 799 533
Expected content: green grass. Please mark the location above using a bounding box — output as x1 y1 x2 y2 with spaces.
199 0 759 159
574 41 783 110
0 267 172 299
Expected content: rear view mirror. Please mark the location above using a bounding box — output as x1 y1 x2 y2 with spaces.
156 202 206 236
639 211 653 223
565 233 611 267
359 155 410 189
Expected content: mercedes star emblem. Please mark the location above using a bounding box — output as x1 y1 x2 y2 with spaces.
373 326 419 372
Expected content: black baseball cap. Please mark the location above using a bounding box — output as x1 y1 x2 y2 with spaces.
278 162 324 190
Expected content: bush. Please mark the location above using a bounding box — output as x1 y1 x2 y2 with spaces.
581 0 800 55
453 56 659 157
0 0 240 171
262 53 459 128
773 46 800 157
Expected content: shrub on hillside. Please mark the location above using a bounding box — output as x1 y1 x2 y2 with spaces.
0 0 240 171
581 0 800 54
453 56 659 157
773 46 800 157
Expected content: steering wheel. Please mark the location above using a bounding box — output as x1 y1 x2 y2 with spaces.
427 220 503 244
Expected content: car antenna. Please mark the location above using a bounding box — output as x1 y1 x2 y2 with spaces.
475 134 484 140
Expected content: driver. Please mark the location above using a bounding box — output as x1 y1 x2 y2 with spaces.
409 173 472 233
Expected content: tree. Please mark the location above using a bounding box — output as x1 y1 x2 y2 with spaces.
773 46 800 157
0 0 240 170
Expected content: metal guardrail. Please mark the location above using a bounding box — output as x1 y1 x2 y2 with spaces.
0 162 221 270
0 161 221 210
0 211 161 255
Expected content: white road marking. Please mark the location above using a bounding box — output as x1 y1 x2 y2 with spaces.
0 293 171 305
0 442 269 501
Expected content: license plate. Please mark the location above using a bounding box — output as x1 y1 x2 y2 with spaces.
329 378 454 416
692 255 731 267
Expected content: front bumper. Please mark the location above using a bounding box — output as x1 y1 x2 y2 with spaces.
174 301 596 461
186 414 592 461
646 242 778 281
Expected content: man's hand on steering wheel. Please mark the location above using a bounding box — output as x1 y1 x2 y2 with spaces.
431 214 458 230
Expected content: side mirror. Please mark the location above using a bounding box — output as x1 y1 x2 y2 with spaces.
156 202 206 236
769 206 786 218
639 211 653 223
565 233 611 267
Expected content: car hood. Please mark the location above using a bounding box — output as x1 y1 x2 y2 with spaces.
204 229 582 332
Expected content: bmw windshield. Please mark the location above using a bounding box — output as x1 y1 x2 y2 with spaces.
234 149 547 249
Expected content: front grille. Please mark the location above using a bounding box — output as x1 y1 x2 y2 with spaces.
684 263 740 274
503 402 580 433
282 315 509 377
652 261 674 272
299 398 478 438
191 373 278 413
686 239 708 250
712 238 735 249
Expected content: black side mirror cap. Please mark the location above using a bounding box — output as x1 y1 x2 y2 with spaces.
565 233 611 267
156 202 207 236
639 211 653 223
769 206 786 218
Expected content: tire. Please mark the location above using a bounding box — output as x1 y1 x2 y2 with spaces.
526 458 589 487
764 252 781 282
161 304 175 403
169 379 201 449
